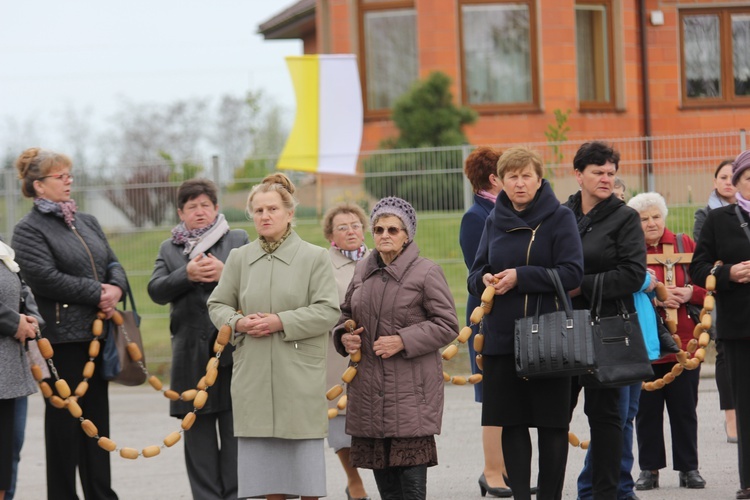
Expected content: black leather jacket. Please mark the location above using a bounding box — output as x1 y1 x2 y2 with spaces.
12 208 127 344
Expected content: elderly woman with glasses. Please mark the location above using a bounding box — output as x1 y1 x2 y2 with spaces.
321 203 371 500
334 197 458 500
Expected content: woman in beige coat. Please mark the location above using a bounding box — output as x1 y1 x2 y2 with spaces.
322 203 371 500
208 173 340 500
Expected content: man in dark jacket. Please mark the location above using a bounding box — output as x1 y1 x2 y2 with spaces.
564 142 647 500
148 179 248 500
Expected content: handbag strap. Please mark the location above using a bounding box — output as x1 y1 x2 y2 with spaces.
592 272 631 320
734 205 750 246
545 268 574 319
107 262 137 316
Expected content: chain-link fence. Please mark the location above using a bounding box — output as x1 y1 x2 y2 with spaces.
2 130 746 366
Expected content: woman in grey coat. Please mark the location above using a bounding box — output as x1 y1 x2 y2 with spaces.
148 179 248 500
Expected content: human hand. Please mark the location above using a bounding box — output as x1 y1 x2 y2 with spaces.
186 253 223 283
656 288 681 309
237 313 282 338
341 326 364 353
15 314 38 342
729 261 750 284
645 270 658 293
98 284 123 316
668 285 693 304
373 335 404 359
493 269 518 295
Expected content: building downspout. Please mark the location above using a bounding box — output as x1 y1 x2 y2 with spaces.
638 0 654 191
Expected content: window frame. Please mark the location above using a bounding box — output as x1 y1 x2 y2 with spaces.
575 0 617 112
457 0 540 114
680 6 750 108
358 0 418 119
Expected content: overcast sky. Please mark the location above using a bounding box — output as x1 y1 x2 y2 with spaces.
0 1 301 153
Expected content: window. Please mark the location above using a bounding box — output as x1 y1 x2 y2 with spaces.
359 1 418 115
681 8 750 106
459 1 539 112
576 1 615 110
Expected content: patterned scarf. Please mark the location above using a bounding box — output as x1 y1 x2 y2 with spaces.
34 198 78 228
735 191 750 214
171 214 229 258
0 240 20 273
332 242 367 261
477 190 498 204
259 224 292 254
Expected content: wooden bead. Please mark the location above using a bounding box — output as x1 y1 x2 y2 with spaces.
350 350 361 363
213 341 224 354
443 372 450 382
655 282 668 301
193 390 208 410
653 379 665 389
181 412 196 430
327 408 339 419
83 361 95 379
475 354 484 371
75 381 89 398
49 396 66 409
469 306 485 325
92 318 103 337
671 363 684 376
164 390 180 401
693 323 703 339
701 314 712 330
481 286 496 304
663 373 676 384
217 324 232 346
568 432 580 447
457 326 473 344
580 441 590 450
326 385 343 401
148 376 163 391
39 381 53 398
672 334 683 350
38 338 54 359
676 351 689 365
337 394 348 410
89 339 100 357
55 379 71 399
705 274 716 291
698 331 710 348
482 302 492 314
205 367 218 387
666 319 677 334
181 389 197 402
693 347 706 362
342 366 357 384
643 381 656 391
441 344 458 360
197 377 208 391
163 431 181 447
468 374 483 384
31 364 44 382
98 437 117 452
97 311 107 320
451 376 467 385
206 357 218 372
473 334 484 353
344 319 357 332
111 311 124 326
120 447 139 460
686 358 701 370
142 446 161 458
81 419 98 438
126 342 142 362
67 398 82 418
686 339 698 354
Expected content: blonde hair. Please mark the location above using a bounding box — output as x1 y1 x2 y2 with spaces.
15 148 73 198
497 146 544 180
246 173 298 222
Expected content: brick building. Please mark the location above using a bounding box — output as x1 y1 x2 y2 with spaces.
259 0 749 152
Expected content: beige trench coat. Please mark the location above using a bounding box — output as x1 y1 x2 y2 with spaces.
207 231 340 439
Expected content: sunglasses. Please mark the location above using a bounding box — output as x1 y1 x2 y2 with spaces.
373 225 404 236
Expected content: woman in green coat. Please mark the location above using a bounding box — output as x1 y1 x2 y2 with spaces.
208 173 340 500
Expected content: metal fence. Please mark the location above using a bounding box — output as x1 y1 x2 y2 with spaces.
2 130 746 364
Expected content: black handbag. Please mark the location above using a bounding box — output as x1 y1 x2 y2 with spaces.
514 269 597 379
581 274 653 388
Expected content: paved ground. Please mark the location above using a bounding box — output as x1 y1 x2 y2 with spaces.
16 365 739 499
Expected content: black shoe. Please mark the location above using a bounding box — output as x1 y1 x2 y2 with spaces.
620 494 641 500
679 470 706 489
635 470 659 490
479 474 512 498
737 488 750 499
502 473 538 495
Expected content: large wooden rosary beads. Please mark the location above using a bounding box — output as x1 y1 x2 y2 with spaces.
29 311 233 460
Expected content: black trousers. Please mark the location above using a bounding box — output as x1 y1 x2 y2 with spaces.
571 380 622 500
0 398 16 491
183 409 238 500
503 426 568 500
724 339 750 489
45 341 117 500
715 339 734 410
635 362 700 471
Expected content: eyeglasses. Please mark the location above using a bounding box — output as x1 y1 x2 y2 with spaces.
40 173 74 182
373 226 404 236
334 223 363 233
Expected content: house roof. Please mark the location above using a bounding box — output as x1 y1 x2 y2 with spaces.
258 0 316 40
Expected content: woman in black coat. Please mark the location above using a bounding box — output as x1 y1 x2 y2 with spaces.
11 148 126 500
690 149 750 499
563 141 647 500
469 146 584 500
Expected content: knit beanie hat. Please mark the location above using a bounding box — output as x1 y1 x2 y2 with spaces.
732 149 750 185
370 196 417 241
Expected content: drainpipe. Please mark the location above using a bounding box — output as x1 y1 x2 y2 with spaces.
638 0 654 192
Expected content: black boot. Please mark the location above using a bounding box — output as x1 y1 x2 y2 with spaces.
399 465 427 500
373 468 403 500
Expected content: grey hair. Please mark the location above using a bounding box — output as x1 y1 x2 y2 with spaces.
627 192 668 218
614 177 626 190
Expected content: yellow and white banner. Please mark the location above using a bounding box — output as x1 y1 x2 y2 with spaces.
277 54 363 175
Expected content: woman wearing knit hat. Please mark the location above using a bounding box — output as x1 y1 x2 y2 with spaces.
333 196 459 500
691 148 750 500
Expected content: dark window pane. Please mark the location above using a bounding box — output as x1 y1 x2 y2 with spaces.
684 14 722 98
733 14 750 96
576 5 611 102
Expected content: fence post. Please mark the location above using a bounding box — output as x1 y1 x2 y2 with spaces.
212 155 221 208
741 129 747 152
4 168 17 243
461 145 473 211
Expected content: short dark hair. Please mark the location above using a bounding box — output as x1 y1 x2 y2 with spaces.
714 159 734 177
177 178 218 210
573 141 620 172
464 146 501 192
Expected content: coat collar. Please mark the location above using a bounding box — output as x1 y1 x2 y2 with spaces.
361 241 420 282
328 245 370 269
491 180 560 230
246 230 301 265
473 194 494 216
